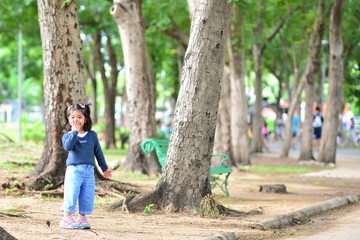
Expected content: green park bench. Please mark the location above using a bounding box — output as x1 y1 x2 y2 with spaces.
141 138 232 197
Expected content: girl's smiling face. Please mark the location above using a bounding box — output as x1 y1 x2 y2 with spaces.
68 110 86 132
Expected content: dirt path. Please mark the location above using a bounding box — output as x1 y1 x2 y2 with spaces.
1 147 360 240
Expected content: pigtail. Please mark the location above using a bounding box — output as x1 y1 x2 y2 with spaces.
83 103 93 131
64 106 71 131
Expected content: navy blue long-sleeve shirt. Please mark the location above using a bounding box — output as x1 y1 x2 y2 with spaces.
62 130 108 172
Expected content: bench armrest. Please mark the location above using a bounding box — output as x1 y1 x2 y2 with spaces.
211 154 228 166
141 138 160 157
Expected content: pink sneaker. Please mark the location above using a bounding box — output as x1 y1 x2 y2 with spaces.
59 216 80 229
76 216 91 229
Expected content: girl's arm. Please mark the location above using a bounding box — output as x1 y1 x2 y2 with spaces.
93 132 109 172
62 131 78 151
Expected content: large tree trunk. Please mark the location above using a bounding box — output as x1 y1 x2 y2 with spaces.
93 32 118 149
280 82 303 157
86 51 98 124
228 5 250 165
28 0 87 190
318 0 344 164
300 78 316 160
159 0 231 211
109 0 233 212
250 1 288 153
111 0 159 174
251 43 264 153
282 1 325 158
213 66 232 164
298 1 326 161
177 44 186 80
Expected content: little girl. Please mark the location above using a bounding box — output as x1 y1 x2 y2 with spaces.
60 103 113 229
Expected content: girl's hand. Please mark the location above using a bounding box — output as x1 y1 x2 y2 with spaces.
103 169 113 179
71 119 81 132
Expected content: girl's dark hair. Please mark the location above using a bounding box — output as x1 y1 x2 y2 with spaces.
64 103 93 132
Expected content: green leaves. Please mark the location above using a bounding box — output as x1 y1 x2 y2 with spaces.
61 0 72 8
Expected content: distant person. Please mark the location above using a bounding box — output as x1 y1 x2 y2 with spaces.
350 117 355 141
262 122 270 152
248 123 253 146
313 107 323 150
291 110 300 149
60 103 113 229
265 118 275 140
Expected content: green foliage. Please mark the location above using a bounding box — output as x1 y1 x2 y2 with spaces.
22 119 45 144
92 122 105 134
143 204 154 214
0 0 359 131
157 129 170 140
344 61 360 115
0 0 42 104
117 128 129 149
61 0 72 8
4 188 10 196
142 0 190 106
342 0 360 115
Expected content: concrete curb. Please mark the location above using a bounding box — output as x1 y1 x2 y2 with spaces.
203 194 360 239
203 232 237 240
254 194 360 229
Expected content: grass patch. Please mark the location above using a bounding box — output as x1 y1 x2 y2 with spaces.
0 209 26 213
0 123 18 142
0 142 42 162
103 148 128 161
247 165 327 175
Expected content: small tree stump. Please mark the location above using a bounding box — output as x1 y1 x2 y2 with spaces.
259 184 287 193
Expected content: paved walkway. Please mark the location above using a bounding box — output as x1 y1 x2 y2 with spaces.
272 143 360 239
285 207 360 240
267 141 360 178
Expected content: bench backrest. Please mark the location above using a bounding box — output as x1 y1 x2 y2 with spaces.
141 138 232 173
141 138 169 170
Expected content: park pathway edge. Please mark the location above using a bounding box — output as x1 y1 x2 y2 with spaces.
255 194 360 229
203 194 360 239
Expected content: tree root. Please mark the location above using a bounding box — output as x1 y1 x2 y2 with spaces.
106 187 264 218
219 205 263 217
0 211 28 218
106 188 161 212
96 180 146 196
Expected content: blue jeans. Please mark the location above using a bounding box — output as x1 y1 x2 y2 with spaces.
61 164 95 215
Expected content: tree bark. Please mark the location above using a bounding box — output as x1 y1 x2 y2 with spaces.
318 0 344 164
177 44 186 81
280 82 303 158
158 0 232 211
111 0 159 174
28 0 87 190
213 66 232 165
250 34 264 153
298 1 326 161
283 1 325 158
85 51 98 124
110 0 233 212
93 32 118 149
228 5 250 165
250 1 288 153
